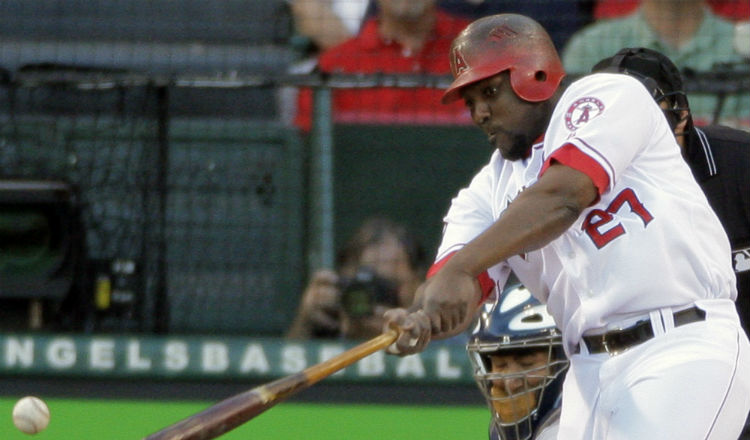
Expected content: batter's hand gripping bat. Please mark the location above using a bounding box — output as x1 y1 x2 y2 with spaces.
142 329 399 440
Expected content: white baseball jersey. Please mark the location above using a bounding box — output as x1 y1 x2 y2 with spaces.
437 72 737 354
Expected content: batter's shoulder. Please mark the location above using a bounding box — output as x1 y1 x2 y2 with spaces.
565 72 646 98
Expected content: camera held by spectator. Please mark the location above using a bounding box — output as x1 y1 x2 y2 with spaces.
286 217 426 340
339 266 399 318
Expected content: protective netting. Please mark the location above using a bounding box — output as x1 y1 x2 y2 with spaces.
0 75 305 335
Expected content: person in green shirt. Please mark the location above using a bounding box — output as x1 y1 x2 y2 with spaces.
562 0 748 129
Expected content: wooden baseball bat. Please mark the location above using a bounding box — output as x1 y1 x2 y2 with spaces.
142 329 399 440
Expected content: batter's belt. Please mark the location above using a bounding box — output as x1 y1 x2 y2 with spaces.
580 306 706 355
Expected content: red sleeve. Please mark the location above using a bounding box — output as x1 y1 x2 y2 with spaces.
426 252 495 304
539 143 610 197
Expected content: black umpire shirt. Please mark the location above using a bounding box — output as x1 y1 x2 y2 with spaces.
684 125 750 336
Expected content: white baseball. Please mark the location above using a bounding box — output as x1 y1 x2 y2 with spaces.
12 396 50 435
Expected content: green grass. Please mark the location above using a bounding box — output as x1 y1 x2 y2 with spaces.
1 397 489 439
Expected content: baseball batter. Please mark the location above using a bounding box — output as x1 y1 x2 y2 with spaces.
383 14 750 439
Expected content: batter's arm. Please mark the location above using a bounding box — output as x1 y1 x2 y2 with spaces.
385 162 597 354
453 162 597 276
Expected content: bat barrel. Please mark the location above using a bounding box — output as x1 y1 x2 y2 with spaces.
144 374 303 440
143 330 398 440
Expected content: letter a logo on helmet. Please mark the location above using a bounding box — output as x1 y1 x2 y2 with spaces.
443 14 565 104
452 47 469 76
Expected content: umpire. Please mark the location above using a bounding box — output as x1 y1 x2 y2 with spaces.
593 47 750 341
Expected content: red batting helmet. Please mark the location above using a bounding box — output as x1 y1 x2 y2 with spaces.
442 14 565 104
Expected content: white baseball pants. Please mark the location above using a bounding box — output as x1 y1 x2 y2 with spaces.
557 299 750 440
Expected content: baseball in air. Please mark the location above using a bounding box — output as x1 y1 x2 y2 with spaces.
12 396 50 435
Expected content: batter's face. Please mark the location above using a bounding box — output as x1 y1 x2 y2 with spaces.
461 72 548 161
488 349 550 423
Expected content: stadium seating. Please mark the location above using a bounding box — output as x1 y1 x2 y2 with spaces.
0 0 298 120
0 0 293 45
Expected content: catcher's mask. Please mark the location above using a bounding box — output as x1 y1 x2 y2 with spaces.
467 282 568 440
442 14 565 104
592 47 692 133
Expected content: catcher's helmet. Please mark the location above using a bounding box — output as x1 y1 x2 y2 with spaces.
592 47 691 131
442 14 565 104
467 282 568 440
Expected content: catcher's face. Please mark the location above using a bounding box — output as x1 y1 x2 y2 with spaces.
487 349 550 423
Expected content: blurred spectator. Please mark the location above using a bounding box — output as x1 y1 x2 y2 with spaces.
562 0 750 128
288 0 372 54
593 0 750 21
710 0 750 20
436 0 593 50
291 0 472 131
286 217 426 340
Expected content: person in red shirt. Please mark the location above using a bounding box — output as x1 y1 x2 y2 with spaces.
294 0 471 131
